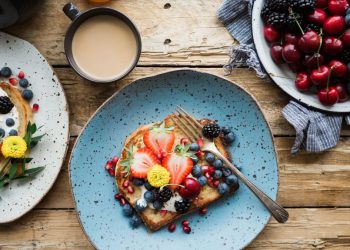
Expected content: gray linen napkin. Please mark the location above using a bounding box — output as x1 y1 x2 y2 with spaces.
218 0 350 154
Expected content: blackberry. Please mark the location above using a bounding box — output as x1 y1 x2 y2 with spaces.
266 12 287 30
261 3 273 23
286 12 304 33
340 50 350 64
261 0 288 22
202 123 221 139
290 0 315 14
0 96 14 114
174 199 191 214
304 23 321 33
157 187 172 202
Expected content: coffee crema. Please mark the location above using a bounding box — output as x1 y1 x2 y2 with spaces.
72 15 138 81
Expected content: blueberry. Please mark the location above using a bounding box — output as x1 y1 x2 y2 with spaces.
129 215 142 229
0 67 11 77
0 128 5 138
224 132 235 144
197 176 207 186
222 168 232 177
122 204 133 217
190 155 199 164
213 159 223 169
19 78 29 88
221 126 232 135
144 191 154 202
22 89 33 101
191 165 202 178
226 175 239 188
218 183 229 195
144 181 154 191
152 200 163 210
347 8 350 15
133 178 144 186
214 170 223 179
205 153 215 164
346 14 350 26
5 118 15 127
189 143 199 152
9 129 17 136
135 199 148 212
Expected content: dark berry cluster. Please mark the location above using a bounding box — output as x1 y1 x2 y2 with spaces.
0 96 14 114
174 199 191 214
202 123 220 139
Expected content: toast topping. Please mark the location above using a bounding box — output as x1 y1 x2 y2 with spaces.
146 164 170 188
0 88 19 137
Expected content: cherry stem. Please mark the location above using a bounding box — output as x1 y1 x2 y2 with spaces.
316 29 323 71
289 7 304 35
326 66 336 92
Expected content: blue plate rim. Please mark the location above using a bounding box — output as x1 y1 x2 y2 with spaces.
68 68 280 249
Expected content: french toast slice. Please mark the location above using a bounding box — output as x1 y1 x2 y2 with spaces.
115 114 238 231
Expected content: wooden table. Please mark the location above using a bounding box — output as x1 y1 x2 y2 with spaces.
1 0 350 249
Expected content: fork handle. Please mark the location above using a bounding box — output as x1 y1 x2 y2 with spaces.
215 153 289 223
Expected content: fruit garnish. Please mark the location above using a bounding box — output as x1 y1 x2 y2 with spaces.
163 144 193 189
119 145 160 178
143 122 175 158
178 177 201 200
147 164 170 188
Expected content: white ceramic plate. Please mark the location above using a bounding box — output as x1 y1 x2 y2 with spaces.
252 0 350 113
0 32 69 223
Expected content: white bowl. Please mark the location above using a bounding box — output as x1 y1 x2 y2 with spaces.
252 0 350 113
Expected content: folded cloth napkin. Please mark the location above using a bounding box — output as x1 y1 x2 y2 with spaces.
218 0 350 154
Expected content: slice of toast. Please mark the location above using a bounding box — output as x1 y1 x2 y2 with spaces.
115 114 238 231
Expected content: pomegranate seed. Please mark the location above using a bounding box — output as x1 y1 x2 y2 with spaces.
196 151 205 159
168 223 176 232
204 172 211 179
122 179 129 188
199 207 208 215
202 165 209 174
180 138 190 145
127 186 134 194
18 71 25 79
208 166 215 175
105 160 113 170
121 172 127 177
161 150 167 158
108 168 115 176
213 180 220 188
32 103 39 112
181 220 190 227
9 78 17 85
183 226 191 234
196 138 204 147
112 156 119 164
119 197 126 206
160 210 168 216
114 193 123 201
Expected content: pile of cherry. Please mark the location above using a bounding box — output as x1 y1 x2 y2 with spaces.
263 0 350 105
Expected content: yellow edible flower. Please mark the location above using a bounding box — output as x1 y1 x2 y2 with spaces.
147 164 170 188
1 136 27 158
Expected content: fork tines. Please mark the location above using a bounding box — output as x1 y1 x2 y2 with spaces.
171 106 203 143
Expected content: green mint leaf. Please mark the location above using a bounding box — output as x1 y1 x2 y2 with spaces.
24 166 45 176
9 163 17 180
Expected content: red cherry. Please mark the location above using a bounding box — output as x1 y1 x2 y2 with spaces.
168 223 176 232
329 60 348 77
310 65 330 87
303 53 325 69
306 9 327 26
316 0 328 8
328 0 349 15
322 37 343 56
178 177 201 199
298 31 321 53
341 29 350 47
335 83 349 102
282 44 302 63
183 226 191 234
323 16 346 35
295 72 312 92
284 33 299 45
270 45 284 64
318 87 339 105
288 62 303 73
263 25 281 43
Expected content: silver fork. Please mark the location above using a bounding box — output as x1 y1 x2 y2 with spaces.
172 106 289 223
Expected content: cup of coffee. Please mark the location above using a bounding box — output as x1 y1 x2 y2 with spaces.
63 3 142 83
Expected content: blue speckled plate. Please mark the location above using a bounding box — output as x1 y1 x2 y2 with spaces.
69 70 278 250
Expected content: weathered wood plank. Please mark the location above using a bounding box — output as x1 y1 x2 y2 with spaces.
0 208 349 249
55 67 350 137
36 137 350 209
7 0 234 66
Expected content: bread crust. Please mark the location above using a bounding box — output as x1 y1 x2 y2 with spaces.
115 115 238 231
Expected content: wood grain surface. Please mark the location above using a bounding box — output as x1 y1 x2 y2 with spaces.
1 0 350 249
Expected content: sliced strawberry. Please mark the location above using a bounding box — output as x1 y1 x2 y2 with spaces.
130 148 160 178
143 122 175 156
163 146 193 189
